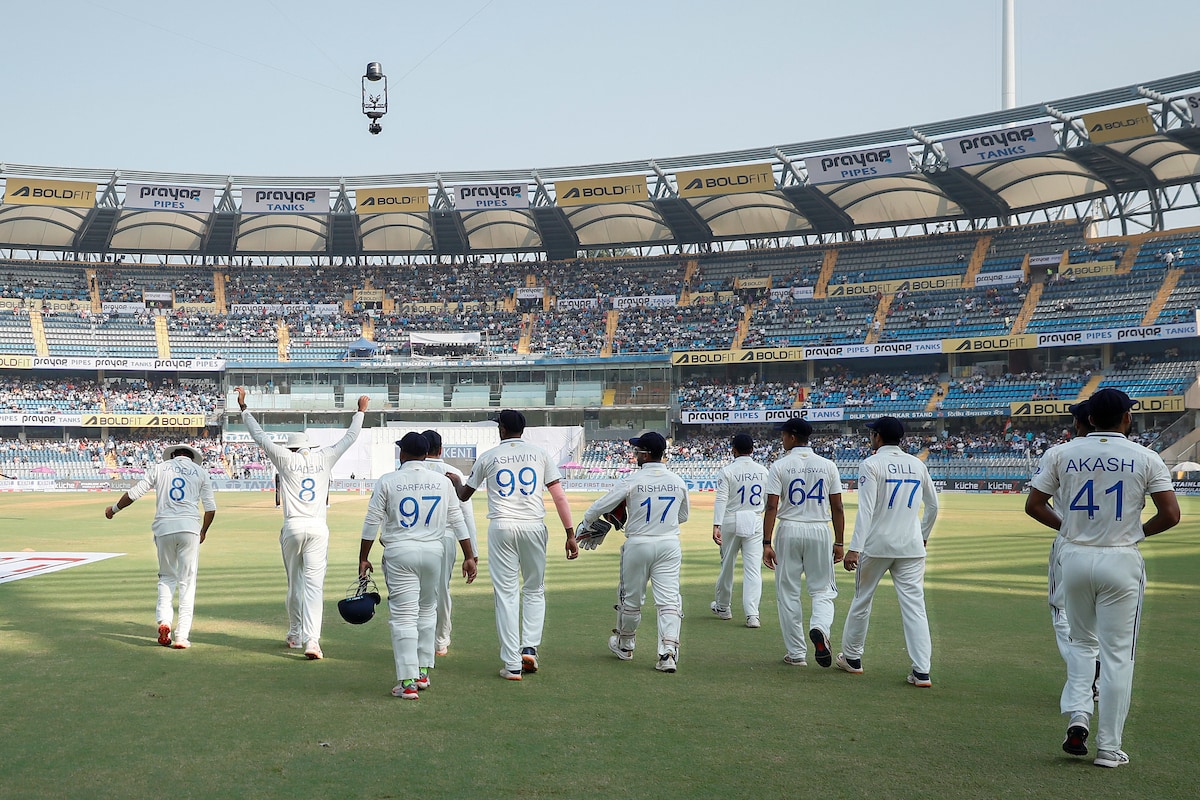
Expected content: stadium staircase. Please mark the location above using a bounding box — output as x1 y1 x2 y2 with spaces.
864 294 893 344
683 259 699 287
600 310 619 357
361 315 375 341
1141 268 1183 325
517 313 533 354
1010 282 1043 334
1078 372 1105 399
602 388 617 406
85 268 102 313
962 235 992 287
732 304 756 349
277 321 290 361
154 316 171 358
28 311 49 356
814 250 837 299
925 381 949 413
1116 236 1147 273
213 271 227 313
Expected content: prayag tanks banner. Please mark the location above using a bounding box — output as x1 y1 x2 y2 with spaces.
676 163 774 198
3 178 96 208
805 146 912 184
1083 103 1155 145
942 122 1057 168
354 186 429 213
555 175 648 207
1010 396 1184 417
241 188 330 214
123 183 216 212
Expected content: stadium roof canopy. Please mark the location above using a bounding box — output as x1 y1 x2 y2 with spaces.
2 71 1199 261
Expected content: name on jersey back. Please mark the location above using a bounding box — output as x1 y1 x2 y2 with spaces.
1065 457 1136 474
494 453 536 465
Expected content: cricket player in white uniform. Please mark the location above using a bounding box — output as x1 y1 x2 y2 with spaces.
419 429 479 657
710 433 770 628
836 416 938 687
360 433 477 699
578 432 690 673
451 410 578 680
238 386 368 660
762 417 845 667
104 443 216 649
1026 388 1179 768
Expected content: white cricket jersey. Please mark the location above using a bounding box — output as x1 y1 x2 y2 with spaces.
1029 431 1172 547
580 462 689 538
466 438 562 522
423 458 479 548
849 445 938 557
765 447 843 523
128 456 217 537
243 410 362 531
362 461 469 547
712 456 770 526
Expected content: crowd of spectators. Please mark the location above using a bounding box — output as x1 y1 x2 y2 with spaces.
805 370 941 409
0 377 221 414
96 268 216 304
676 380 802 411
528 308 609 356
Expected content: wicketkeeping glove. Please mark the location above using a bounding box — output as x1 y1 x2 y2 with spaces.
575 518 612 550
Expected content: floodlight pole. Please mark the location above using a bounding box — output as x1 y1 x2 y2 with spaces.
1001 0 1016 110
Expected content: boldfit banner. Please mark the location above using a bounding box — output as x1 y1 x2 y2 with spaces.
355 186 429 213
676 164 774 198
556 175 648 207
4 177 96 208
1083 104 1155 144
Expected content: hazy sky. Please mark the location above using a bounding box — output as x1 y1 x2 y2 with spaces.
1 0 1195 178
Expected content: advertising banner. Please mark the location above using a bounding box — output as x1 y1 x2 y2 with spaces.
452 183 528 210
555 175 648 207
230 303 339 316
515 287 545 299
1083 103 1155 144
943 334 1036 353
613 295 677 309
3 177 96 208
409 332 482 345
241 188 330 214
1011 396 1184 416
1028 253 1063 267
354 186 429 213
1035 322 1197 348
805 146 911 184
1061 260 1116 278
555 297 599 309
802 341 942 360
943 121 1057 168
676 163 774 198
101 302 149 314
679 408 820 425
826 275 962 298
78 413 208 428
124 183 215 212
974 270 1025 286
354 289 385 302
737 277 772 289
0 355 225 372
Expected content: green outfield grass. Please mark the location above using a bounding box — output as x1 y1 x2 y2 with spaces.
2 490 1198 799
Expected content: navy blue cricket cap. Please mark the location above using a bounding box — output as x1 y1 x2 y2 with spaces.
776 417 812 439
629 431 667 458
492 409 527 433
1068 400 1091 426
866 416 905 442
420 429 443 451
396 432 429 457
1088 388 1136 423
731 433 755 453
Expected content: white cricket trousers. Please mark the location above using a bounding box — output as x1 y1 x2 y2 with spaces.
487 521 548 673
614 537 682 658
280 525 330 645
775 521 838 660
436 534 458 650
381 540 443 682
713 519 763 618
1058 542 1144 753
1047 535 1072 663
155 531 201 641
840 555 931 674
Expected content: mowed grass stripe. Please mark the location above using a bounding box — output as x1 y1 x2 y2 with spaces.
1 491 1197 799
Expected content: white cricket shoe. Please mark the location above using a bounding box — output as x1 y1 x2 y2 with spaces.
745 615 761 628
655 653 677 673
1063 712 1090 756
1093 749 1129 768
710 602 732 620
304 640 323 660
608 635 633 661
835 652 863 674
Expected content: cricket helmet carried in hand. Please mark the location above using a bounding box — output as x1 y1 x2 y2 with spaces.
337 576 382 624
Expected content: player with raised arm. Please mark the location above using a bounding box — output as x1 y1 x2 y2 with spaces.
577 432 689 672
710 433 770 628
448 410 578 680
237 386 368 660
835 416 938 687
419 429 479 657
360 433 477 699
762 417 845 667
104 443 216 649
1026 388 1179 768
